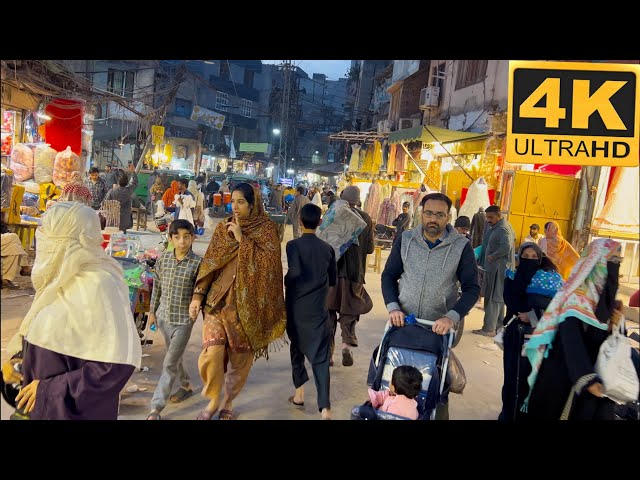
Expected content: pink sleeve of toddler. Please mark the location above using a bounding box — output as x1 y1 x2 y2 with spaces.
368 388 390 408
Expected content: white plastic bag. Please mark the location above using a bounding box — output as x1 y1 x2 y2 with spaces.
34 144 57 184
595 317 639 405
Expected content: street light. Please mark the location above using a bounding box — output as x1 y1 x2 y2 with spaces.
272 128 282 178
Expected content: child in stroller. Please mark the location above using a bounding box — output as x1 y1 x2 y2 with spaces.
367 365 422 419
352 317 455 420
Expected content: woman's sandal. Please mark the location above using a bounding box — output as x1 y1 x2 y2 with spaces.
218 409 233 420
196 409 216 421
146 411 161 420
169 387 193 403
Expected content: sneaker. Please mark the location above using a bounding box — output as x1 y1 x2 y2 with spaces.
342 348 354 366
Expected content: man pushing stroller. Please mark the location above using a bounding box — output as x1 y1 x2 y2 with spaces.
381 193 480 419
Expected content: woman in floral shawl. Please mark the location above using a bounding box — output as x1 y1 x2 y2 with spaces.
521 238 623 420
190 182 286 420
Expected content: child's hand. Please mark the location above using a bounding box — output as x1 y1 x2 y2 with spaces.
189 299 202 320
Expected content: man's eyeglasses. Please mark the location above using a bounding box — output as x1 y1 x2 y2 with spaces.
422 210 448 220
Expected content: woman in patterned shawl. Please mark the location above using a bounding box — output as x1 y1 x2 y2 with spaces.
521 238 623 420
190 182 286 420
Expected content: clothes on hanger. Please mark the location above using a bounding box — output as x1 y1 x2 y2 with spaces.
348 143 361 172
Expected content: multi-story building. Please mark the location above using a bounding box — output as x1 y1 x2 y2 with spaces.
346 60 392 131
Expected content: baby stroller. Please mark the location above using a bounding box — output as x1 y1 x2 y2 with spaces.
352 318 455 420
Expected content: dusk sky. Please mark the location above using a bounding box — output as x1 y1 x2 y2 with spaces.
262 60 351 80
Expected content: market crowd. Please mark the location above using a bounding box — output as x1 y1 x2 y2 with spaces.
1 177 638 421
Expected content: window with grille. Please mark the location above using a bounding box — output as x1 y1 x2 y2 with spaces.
455 60 488 90
241 99 252 118
107 69 135 98
216 92 229 111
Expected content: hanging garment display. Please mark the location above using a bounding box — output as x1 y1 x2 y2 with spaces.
380 182 393 205
389 189 402 218
364 181 383 221
381 140 389 172
395 147 407 172
591 166 639 239
348 143 361 173
377 198 397 226
371 140 383 174
361 145 374 173
387 144 396 176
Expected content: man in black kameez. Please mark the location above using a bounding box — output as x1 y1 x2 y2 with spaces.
285 203 336 420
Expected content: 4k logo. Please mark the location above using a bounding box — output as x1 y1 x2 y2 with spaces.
507 61 640 167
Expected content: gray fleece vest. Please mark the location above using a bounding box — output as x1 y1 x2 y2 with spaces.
397 225 468 321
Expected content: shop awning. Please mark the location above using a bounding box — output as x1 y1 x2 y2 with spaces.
387 125 489 145
314 162 345 177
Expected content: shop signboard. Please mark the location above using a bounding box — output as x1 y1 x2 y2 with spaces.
151 125 164 145
190 105 225 130
239 142 269 153
279 177 293 187
507 61 640 167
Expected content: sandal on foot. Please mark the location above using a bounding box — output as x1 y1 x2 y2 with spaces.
146 411 161 420
196 409 216 420
342 348 354 367
218 409 233 420
288 396 305 409
169 387 193 403
2 280 20 290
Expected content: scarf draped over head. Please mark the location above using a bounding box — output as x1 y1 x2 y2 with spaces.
7 202 141 368
188 180 199 198
512 242 544 296
162 181 180 206
544 221 580 280
60 181 93 206
521 238 621 411
196 186 286 359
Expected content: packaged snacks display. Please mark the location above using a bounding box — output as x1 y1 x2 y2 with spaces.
52 146 82 187
10 143 34 182
34 144 57 184
107 233 143 259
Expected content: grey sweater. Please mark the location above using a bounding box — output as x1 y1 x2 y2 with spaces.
381 224 480 325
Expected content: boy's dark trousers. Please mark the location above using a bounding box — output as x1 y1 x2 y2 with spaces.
289 334 331 411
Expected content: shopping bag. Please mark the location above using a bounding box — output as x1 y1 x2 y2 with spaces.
448 350 467 395
595 317 640 405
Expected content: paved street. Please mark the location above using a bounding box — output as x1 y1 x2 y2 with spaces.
1 220 637 420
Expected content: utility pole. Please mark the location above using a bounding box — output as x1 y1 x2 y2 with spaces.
279 60 292 178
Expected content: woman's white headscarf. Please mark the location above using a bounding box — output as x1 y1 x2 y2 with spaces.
8 202 141 368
